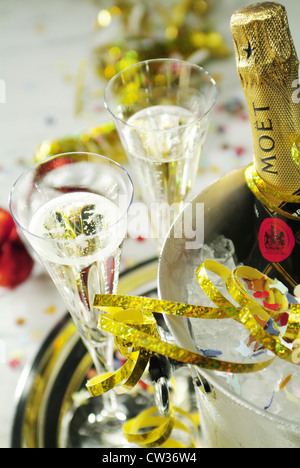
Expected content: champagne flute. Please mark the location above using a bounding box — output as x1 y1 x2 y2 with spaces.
9 152 134 447
104 58 218 251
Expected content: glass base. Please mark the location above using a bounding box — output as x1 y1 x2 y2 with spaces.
59 389 154 448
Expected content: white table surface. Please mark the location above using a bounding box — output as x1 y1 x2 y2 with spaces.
1 0 299 449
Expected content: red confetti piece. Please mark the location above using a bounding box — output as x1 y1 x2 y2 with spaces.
279 313 289 327
8 358 21 370
253 291 270 299
235 146 246 156
263 301 280 312
139 380 149 390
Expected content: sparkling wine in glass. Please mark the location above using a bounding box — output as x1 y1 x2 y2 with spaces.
104 58 218 250
9 152 134 447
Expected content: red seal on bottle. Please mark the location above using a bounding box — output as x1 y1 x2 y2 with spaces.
259 218 295 263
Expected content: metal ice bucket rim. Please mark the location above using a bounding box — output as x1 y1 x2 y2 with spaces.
157 166 300 432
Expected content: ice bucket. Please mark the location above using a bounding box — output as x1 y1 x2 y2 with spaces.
158 167 300 448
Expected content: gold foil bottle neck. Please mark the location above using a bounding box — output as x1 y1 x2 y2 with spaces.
231 2 299 85
231 2 300 197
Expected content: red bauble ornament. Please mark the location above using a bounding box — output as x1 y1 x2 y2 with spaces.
0 208 34 289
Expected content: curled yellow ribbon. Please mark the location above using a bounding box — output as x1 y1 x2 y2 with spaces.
123 406 197 448
86 260 300 447
86 306 199 448
87 261 300 396
86 308 157 396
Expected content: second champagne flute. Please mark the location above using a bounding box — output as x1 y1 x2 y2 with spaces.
104 58 218 250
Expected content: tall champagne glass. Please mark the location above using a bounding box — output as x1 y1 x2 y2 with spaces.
9 152 134 447
104 58 218 250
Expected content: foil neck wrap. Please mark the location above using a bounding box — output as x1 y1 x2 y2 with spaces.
231 2 299 85
231 1 300 198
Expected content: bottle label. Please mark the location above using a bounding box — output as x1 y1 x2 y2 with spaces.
258 218 296 262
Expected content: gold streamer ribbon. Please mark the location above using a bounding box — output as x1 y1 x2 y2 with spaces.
34 121 126 165
86 307 198 448
123 406 197 448
85 260 300 447
86 308 156 397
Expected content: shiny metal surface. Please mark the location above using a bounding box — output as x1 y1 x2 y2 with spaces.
158 167 254 351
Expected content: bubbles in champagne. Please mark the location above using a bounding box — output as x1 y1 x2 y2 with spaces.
29 192 125 265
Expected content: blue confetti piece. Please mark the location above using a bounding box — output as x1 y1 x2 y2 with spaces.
200 349 223 358
264 392 275 411
287 293 299 305
265 318 280 337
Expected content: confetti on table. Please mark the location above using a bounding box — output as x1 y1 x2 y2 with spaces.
8 358 21 370
264 392 275 411
234 146 246 157
279 374 293 391
15 317 25 326
45 305 56 315
8 351 23 370
33 23 45 34
31 330 43 340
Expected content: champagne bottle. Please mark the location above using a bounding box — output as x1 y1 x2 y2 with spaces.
231 2 300 295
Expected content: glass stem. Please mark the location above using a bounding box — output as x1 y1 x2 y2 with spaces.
84 336 118 416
